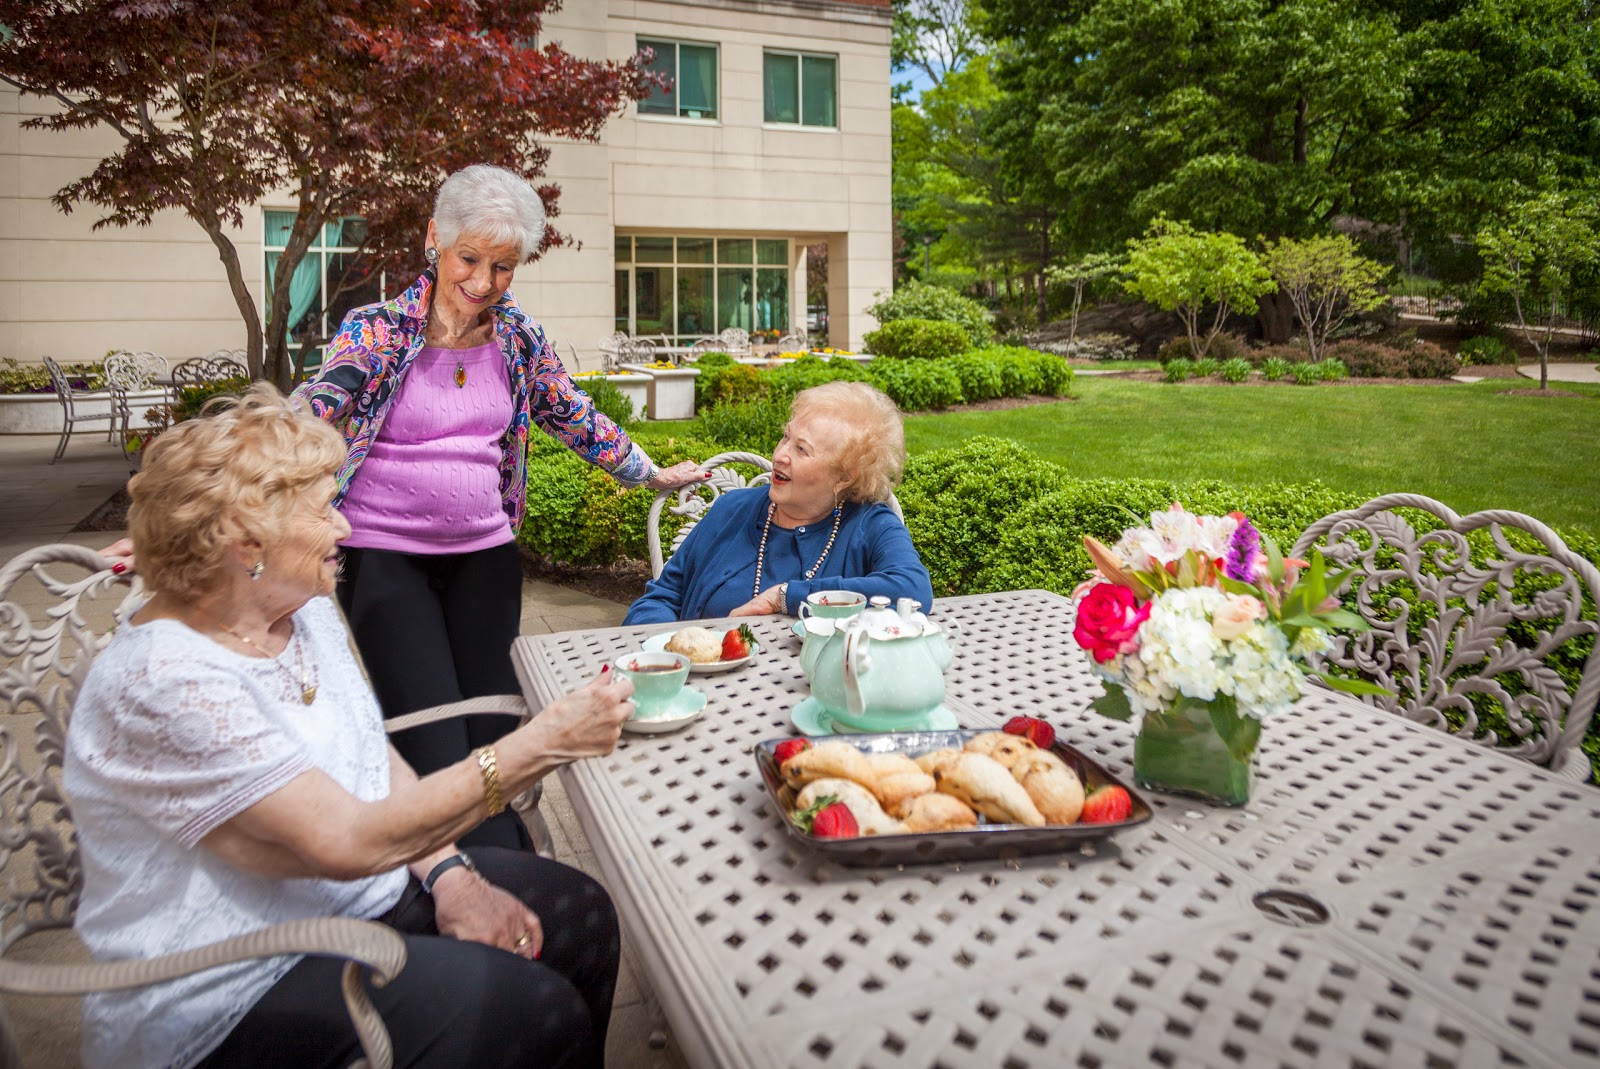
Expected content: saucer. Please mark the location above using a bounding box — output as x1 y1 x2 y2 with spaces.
789 697 960 736
623 686 708 734
642 631 759 673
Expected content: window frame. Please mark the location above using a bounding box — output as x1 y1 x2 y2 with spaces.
614 234 793 343
761 47 839 131
261 211 389 376
636 36 721 123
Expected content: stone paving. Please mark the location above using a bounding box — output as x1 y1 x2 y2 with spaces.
0 432 684 1069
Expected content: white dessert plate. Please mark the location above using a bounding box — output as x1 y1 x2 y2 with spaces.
642 631 759 673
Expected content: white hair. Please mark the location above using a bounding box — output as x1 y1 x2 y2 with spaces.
432 164 547 263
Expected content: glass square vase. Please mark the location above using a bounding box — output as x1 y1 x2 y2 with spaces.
1131 696 1256 806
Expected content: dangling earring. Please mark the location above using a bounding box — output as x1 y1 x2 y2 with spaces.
425 246 439 265
249 561 265 581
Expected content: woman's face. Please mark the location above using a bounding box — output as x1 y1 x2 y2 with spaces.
770 411 848 522
426 220 521 323
262 476 351 604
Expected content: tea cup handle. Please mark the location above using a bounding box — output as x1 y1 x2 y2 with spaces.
798 600 815 621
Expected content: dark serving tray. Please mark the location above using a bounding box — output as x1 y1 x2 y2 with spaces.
753 729 1153 867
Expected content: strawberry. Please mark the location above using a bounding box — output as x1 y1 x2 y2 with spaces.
1080 785 1133 824
772 738 811 767
791 794 860 839
1002 715 1056 750
721 624 756 661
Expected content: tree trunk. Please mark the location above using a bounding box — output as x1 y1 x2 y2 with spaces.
194 213 265 380
1257 290 1295 344
1037 223 1050 326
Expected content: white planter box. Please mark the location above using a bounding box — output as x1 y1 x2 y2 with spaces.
573 373 652 421
620 364 701 421
0 388 166 435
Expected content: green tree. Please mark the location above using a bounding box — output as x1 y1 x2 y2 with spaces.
1476 192 1600 389
1262 235 1388 361
1046 252 1123 343
1123 220 1275 360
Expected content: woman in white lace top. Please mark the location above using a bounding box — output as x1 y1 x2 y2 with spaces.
65 385 636 1069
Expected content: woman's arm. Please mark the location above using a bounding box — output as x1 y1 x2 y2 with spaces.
289 311 384 423
199 671 634 881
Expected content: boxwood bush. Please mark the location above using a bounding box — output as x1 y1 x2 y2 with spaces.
866 280 995 348
864 318 973 360
864 357 965 410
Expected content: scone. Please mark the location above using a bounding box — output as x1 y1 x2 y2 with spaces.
934 753 1047 827
782 740 875 790
864 752 937 811
913 748 963 778
1018 765 1084 825
964 732 1038 770
895 791 979 832
1009 748 1071 781
795 777 904 836
664 626 721 664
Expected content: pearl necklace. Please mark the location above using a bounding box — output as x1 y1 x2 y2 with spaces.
218 624 319 705
753 502 843 597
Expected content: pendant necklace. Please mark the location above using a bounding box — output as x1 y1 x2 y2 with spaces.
752 503 843 597
455 359 466 389
218 623 319 705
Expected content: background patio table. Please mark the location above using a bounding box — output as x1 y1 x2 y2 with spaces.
511 589 1600 1069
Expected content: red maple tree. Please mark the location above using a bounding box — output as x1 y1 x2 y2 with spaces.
0 1 655 386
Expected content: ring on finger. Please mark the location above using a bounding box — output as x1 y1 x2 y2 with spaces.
514 931 531 949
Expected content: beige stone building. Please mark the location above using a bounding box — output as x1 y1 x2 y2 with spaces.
0 0 892 373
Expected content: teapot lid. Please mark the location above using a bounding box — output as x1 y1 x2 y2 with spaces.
853 595 941 640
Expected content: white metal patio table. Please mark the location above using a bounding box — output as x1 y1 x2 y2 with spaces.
510 589 1600 1069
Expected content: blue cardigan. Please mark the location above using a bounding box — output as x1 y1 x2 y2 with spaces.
624 487 935 624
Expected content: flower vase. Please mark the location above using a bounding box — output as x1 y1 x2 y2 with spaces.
1131 694 1257 806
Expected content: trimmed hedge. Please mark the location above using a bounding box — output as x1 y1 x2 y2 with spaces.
864 318 971 360
866 280 995 348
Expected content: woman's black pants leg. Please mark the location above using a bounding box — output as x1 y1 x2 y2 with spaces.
195 851 621 1069
338 542 531 851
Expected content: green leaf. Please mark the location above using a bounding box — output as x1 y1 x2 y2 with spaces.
1216 575 1260 597
1206 695 1262 762
1092 687 1134 721
1312 673 1394 697
1261 530 1286 585
1316 609 1368 631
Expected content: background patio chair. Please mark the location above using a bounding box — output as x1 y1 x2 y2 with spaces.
41 356 121 464
646 451 903 578
619 338 657 365
717 327 750 355
0 544 546 1067
773 332 807 353
1292 493 1598 781
685 338 723 363
169 350 247 389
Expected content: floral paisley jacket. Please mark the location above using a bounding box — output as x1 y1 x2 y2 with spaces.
293 268 656 532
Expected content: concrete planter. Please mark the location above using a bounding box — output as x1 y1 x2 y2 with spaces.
0 388 166 435
573 372 652 420
620 364 701 421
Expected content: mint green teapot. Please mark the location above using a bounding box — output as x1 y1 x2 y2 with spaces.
796 596 957 734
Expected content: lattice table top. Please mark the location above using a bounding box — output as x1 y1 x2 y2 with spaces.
511 590 1600 1069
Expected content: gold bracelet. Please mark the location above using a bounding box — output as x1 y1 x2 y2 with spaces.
474 746 505 816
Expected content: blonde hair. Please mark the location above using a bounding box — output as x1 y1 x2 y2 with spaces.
789 381 906 504
129 384 347 601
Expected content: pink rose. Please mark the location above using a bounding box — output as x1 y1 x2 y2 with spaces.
1074 583 1151 663
1212 594 1266 640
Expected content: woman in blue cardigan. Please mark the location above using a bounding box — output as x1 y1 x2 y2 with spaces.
624 381 934 624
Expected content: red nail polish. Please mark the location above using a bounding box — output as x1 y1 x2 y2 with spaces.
111 562 126 574
601 664 610 674
534 949 541 959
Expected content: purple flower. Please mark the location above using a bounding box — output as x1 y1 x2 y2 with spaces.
1224 514 1262 582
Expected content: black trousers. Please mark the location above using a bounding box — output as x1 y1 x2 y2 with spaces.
196 850 620 1069
337 542 530 851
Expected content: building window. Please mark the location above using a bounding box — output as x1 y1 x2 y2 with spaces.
638 38 718 120
615 235 791 343
763 50 837 127
262 211 387 375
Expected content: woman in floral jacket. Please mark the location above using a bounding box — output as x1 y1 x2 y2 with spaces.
294 164 702 850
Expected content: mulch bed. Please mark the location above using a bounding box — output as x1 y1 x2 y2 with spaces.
520 553 649 605
72 486 132 533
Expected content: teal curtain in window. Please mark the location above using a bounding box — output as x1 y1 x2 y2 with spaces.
802 56 837 127
717 268 753 331
764 52 799 124
678 44 717 118
266 251 322 336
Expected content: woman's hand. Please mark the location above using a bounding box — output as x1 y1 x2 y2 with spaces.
525 668 636 763
431 867 543 959
101 537 137 575
729 587 785 617
646 461 710 491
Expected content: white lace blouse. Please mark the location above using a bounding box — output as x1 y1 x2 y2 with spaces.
64 596 408 1069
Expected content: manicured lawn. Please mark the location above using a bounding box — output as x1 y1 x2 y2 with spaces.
903 377 1600 533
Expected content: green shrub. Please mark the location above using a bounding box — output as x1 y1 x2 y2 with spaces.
1291 362 1320 385
1326 341 1408 377
1156 337 1191 364
866 280 995 347
864 358 964 410
696 395 791 453
945 351 1006 402
864 318 972 360
1459 335 1516 366
0 357 105 394
763 355 870 398
1406 341 1460 379
1259 356 1295 381
1192 357 1220 378
577 376 635 425
1251 343 1311 367
1315 358 1349 381
695 362 765 408
1164 359 1194 383
1219 357 1253 383
1029 351 1075 396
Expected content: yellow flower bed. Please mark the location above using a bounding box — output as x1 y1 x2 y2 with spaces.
574 369 635 378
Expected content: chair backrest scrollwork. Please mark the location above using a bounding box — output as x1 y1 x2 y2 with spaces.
646 453 774 578
102 350 163 393
171 351 248 388
1292 494 1599 780
718 327 750 353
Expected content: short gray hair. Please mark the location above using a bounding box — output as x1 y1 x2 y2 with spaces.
432 164 547 263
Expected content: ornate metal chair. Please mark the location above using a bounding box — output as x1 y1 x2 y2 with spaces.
42 357 121 464
1291 494 1599 781
646 453 904 578
0 545 544 1066
774 332 807 354
169 350 247 390
717 327 751 355
685 338 724 363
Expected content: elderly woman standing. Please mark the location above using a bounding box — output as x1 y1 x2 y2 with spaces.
624 380 934 623
67 386 633 1068
295 164 701 851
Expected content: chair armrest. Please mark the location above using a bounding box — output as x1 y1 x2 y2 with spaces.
382 695 530 736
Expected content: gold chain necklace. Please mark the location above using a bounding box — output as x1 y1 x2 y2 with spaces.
753 502 843 597
217 623 319 705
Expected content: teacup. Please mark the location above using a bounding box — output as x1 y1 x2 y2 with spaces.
798 590 867 621
614 652 691 719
